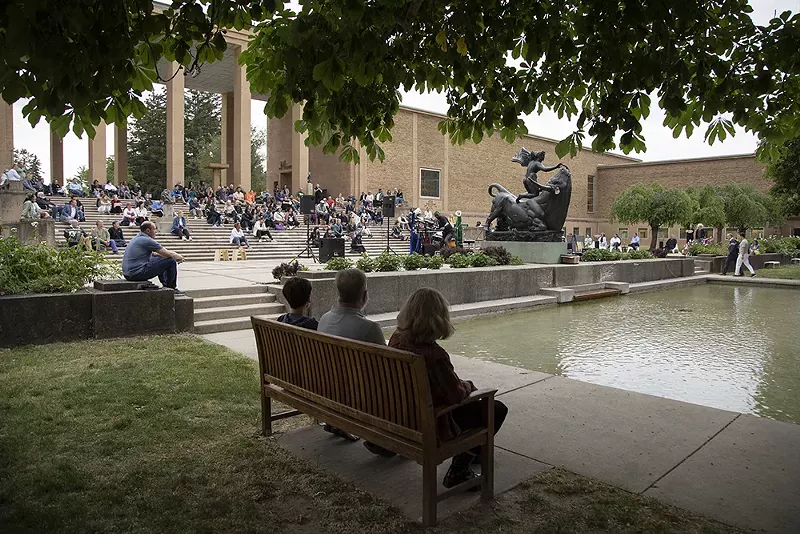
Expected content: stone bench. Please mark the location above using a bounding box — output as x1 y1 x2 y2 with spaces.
791 258 800 265
763 261 781 269
93 279 147 291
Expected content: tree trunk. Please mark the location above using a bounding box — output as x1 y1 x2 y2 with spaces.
650 226 659 251
716 226 723 243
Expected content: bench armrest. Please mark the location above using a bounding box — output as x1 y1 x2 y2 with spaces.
435 388 497 418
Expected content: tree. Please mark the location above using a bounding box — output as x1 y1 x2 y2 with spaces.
127 88 220 194
251 126 267 192
12 148 43 181
611 184 693 251
686 186 726 242
767 137 800 217
718 184 781 234
2 2 798 163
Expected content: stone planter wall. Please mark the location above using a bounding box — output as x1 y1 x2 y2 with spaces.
0 288 194 348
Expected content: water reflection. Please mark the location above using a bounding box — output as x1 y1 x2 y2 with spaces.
435 285 800 424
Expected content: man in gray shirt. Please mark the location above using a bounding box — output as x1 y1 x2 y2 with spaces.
122 221 185 290
317 269 385 345
317 268 385 444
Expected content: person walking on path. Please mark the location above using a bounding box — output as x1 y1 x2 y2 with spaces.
722 233 739 275
734 230 756 277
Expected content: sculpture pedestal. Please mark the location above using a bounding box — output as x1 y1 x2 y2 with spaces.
1 218 56 246
486 240 567 264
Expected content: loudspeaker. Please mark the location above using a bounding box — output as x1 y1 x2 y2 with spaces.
382 196 396 217
300 195 316 215
320 238 345 262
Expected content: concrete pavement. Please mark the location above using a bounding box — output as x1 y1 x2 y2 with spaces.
203 328 800 532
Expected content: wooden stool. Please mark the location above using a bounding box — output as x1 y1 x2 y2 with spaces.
764 261 780 268
214 249 230 261
232 248 247 261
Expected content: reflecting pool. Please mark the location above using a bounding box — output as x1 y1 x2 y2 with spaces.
437 285 800 424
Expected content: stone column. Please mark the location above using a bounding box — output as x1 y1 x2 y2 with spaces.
115 122 128 184
50 131 64 186
88 120 107 184
0 101 13 173
290 102 309 195
166 62 185 189
221 92 235 187
232 45 252 191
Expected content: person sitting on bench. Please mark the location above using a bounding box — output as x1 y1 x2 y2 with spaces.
122 221 185 291
277 277 318 330
389 288 509 489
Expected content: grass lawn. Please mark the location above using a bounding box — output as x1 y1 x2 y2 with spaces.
757 264 800 280
0 335 743 533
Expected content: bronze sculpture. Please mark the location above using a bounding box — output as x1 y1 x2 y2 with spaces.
485 148 572 241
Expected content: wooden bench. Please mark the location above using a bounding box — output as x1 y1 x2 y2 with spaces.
251 317 497 526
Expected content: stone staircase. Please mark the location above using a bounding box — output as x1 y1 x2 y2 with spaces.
188 285 285 334
49 195 409 262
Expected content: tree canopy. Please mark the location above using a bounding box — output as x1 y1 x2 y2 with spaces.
717 183 781 233
611 184 693 250
2 1 799 162
767 137 800 217
686 185 727 234
12 149 43 181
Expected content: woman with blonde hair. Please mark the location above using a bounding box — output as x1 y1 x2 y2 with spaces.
388 288 509 490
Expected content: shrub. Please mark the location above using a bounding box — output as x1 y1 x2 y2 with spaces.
480 245 511 265
627 249 655 259
271 260 306 281
374 252 403 272
580 248 607 261
355 253 375 272
402 252 427 271
440 246 470 261
324 257 354 271
687 242 727 256
448 253 471 268
468 252 499 267
426 254 444 270
762 237 800 257
0 236 119 295
509 255 525 265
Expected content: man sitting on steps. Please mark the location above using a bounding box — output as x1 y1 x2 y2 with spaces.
122 221 185 292
317 269 387 449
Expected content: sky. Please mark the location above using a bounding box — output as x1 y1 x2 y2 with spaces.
10 0 794 183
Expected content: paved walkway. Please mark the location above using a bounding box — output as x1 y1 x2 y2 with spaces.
203 329 800 532
176 260 327 292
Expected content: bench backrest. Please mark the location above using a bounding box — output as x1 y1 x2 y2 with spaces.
252 317 434 444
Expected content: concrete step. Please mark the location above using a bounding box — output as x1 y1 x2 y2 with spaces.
185 285 270 299
194 314 281 334
194 302 286 322
192 293 276 309
368 295 557 328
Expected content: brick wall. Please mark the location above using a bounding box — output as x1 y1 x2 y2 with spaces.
309 146 351 199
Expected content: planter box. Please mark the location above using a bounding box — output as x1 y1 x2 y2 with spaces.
0 287 193 348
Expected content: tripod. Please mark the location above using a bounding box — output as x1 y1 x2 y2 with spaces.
383 215 399 255
291 213 318 263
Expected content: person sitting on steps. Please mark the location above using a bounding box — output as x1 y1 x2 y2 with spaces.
230 222 249 247
171 210 192 240
277 277 318 330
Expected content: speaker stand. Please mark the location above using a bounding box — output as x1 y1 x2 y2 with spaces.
383 216 399 255
291 215 318 263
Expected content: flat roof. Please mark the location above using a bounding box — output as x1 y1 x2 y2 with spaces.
596 152 757 169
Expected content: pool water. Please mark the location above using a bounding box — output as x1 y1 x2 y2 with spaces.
433 285 800 424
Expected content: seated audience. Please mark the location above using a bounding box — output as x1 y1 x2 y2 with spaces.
629 233 641 250
171 211 192 240
253 217 273 242
134 202 149 226
90 220 118 254
121 203 137 226
21 193 47 219
60 199 80 224
230 222 249 247
110 195 123 214
150 199 164 217
389 288 508 488
206 202 223 227
109 220 126 248
64 220 90 248
609 233 622 251
277 277 318 330
122 221 184 291
665 235 678 253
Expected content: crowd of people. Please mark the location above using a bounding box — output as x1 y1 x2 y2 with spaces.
277 270 508 490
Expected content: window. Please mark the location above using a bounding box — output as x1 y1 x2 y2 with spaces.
638 228 648 239
585 227 592 238
752 228 764 239
658 228 668 239
420 168 441 198
619 228 628 240
572 227 580 237
587 175 595 213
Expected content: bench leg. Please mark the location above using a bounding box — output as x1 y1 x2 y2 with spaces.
481 399 495 500
261 392 272 436
422 457 438 527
